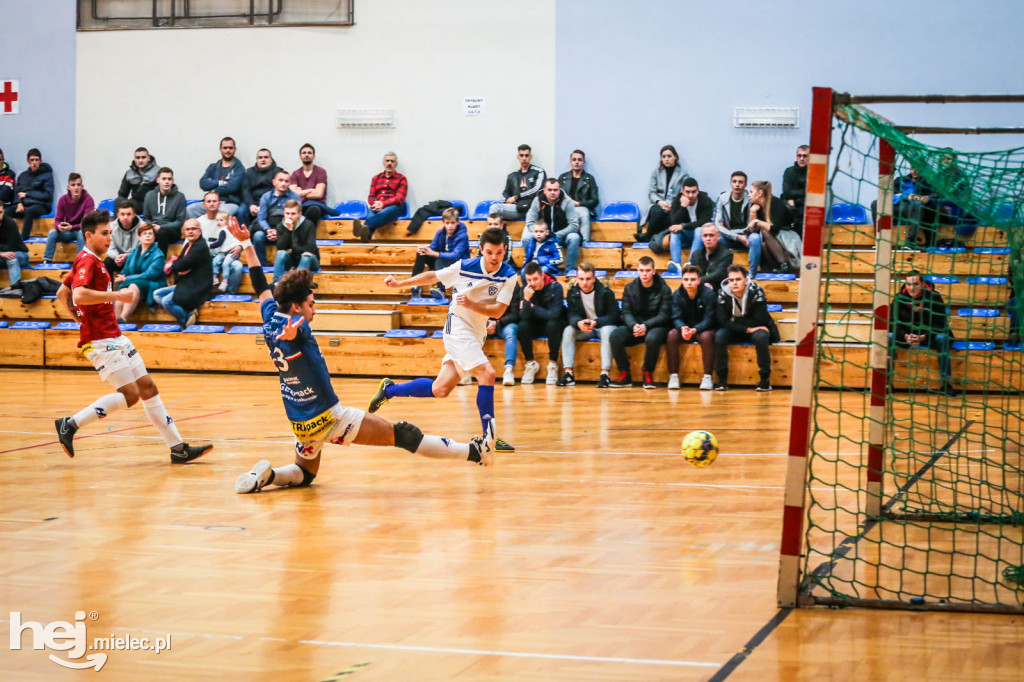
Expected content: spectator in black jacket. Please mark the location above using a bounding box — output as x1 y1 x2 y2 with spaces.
782 145 809 230
610 256 672 388
889 270 955 394
490 144 546 220
0 148 16 209
714 265 779 391
488 282 523 386
117 147 160 215
241 149 281 227
557 149 600 241
649 177 715 273
688 224 733 290
666 265 718 391
517 262 566 385
0 203 29 286
273 200 320 282
557 262 620 387
14 148 54 240
153 219 212 327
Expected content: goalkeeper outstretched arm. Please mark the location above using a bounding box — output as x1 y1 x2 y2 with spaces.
225 217 273 304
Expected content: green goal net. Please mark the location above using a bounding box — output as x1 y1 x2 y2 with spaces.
793 97 1024 611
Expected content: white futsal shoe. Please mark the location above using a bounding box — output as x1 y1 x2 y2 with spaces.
235 459 274 494
521 360 540 384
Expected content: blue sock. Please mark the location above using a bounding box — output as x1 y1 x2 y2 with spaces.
386 377 435 399
476 384 494 434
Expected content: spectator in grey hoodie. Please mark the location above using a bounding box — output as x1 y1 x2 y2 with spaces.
144 167 187 253
691 171 762 277
105 200 143 276
117 147 160 215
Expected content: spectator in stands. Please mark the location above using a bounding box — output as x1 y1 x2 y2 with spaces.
409 207 469 299
154 219 212 327
1008 264 1019 346
144 167 187 254
637 145 688 242
0 203 29 286
241 149 280 228
714 264 779 392
746 180 797 274
45 172 94 263
688 223 733 290
889 270 956 395
352 152 408 242
272 200 320 283
105 200 142 276
253 169 301 266
697 171 760 274
289 143 338 221
666 264 718 391
895 168 939 250
211 211 243 293
112 222 165 322
517 261 566 385
523 178 581 271
195 191 222 242
490 144 546 220
0 148 16 209
558 262 620 388
117 147 159 215
557 149 599 241
489 281 523 386
187 137 246 222
14 148 54 240
649 177 714 273
522 217 563 278
782 145 809 231
486 214 517 268
610 256 672 388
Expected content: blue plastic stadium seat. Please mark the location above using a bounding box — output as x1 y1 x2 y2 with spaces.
316 239 344 246
662 272 681 279
583 241 623 248
925 275 959 284
564 269 607 278
928 246 967 254
118 323 137 332
0 321 8 328
767 304 783 312
405 297 450 305
11 321 50 329
97 198 117 217
967 276 1007 285
473 200 504 219
25 237 46 243
428 200 468 219
334 200 369 220
974 247 1011 255
242 266 274 273
53 321 80 330
956 308 1000 317
598 202 641 222
139 323 181 333
30 262 69 271
614 270 639 278
184 325 226 333
1005 342 1022 351
210 294 253 302
384 329 427 338
828 203 870 224
755 273 798 281
993 204 1016 223
228 325 264 334
630 243 651 250
40 207 56 219
953 341 996 351
431 329 444 338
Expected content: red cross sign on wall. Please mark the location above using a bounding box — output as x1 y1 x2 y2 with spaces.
0 80 19 115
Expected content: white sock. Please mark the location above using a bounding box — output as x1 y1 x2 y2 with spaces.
415 434 470 459
142 395 183 448
72 392 128 429
271 464 305 487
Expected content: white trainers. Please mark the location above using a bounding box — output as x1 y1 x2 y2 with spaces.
502 365 515 386
521 360 540 384
699 374 714 391
217 280 229 292
235 459 273 494
546 361 559 384
667 373 680 390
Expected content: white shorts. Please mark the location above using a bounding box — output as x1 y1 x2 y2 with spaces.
291 402 365 461
441 316 488 377
82 336 148 389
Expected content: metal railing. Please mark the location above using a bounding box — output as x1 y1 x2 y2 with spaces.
78 0 354 30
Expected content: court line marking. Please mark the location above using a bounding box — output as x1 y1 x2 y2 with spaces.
707 421 975 682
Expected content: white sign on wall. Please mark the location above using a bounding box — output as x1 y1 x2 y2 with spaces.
463 97 485 116
1 79 19 115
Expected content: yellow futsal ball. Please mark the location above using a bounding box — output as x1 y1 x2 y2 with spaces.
682 430 719 467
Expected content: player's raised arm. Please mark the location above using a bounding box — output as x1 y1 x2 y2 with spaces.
384 270 441 290
226 217 274 303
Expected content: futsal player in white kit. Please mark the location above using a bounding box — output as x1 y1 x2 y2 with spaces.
368 228 518 449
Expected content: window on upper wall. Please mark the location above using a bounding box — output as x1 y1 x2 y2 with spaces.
77 0 354 30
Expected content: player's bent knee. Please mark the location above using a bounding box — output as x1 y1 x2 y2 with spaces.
394 421 424 453
118 383 141 406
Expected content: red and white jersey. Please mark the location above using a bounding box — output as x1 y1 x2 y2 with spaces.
64 248 122 347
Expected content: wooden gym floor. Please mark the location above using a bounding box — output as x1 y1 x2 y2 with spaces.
1 368 1022 680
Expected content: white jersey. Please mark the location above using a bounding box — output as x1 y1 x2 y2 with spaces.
436 257 518 339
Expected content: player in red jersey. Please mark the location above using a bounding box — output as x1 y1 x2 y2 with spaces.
53 210 212 462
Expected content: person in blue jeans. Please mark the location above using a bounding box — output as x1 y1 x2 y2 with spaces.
273 201 320 282
351 152 408 242
0 203 29 285
888 270 957 395
488 282 522 386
